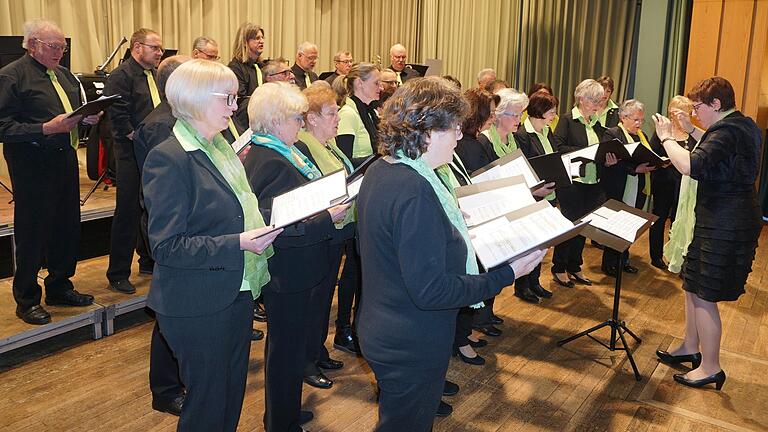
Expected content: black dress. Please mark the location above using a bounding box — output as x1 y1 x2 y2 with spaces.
682 112 762 302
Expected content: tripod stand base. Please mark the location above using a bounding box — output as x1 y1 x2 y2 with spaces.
558 319 643 381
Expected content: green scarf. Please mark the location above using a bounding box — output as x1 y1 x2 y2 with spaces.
173 119 272 297
251 132 323 180
664 141 700 273
395 150 479 277
483 124 518 158
572 106 599 184
297 130 353 175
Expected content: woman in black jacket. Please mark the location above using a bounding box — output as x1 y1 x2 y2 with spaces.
356 77 545 431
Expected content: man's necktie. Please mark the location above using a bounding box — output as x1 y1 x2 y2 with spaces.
46 69 78 149
144 69 161 108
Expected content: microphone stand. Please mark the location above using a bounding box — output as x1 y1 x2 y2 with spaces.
95 36 128 75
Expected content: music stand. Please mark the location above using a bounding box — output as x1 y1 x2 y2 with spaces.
557 199 658 381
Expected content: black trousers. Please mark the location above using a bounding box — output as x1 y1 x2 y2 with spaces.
107 137 152 282
552 182 604 274
370 364 445 432
454 307 474 349
263 285 315 432
157 291 253 432
4 144 80 309
336 237 362 329
149 320 184 401
649 177 680 260
472 297 496 327
305 273 333 375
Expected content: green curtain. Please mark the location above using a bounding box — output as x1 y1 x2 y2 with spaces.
660 0 691 112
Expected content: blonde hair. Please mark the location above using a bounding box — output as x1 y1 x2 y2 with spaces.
668 95 693 131
165 59 237 123
231 22 264 63
344 62 381 96
304 83 337 115
574 79 604 105
248 82 308 134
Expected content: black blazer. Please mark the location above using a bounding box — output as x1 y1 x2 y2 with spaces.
228 59 264 129
515 126 554 159
291 64 319 90
390 65 421 83
552 111 607 154
105 56 157 139
456 135 497 173
242 145 335 293
599 106 620 129
142 135 248 317
600 126 645 204
356 160 516 379
134 102 174 170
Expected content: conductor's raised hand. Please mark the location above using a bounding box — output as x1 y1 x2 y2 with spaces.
509 249 547 278
240 226 284 254
652 113 674 141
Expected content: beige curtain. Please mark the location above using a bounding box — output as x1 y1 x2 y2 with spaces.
517 0 639 110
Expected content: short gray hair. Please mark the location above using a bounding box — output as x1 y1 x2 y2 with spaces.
574 79 604 104
22 19 62 49
192 36 217 52
157 55 191 95
297 41 317 55
477 68 496 83
619 99 645 117
248 82 308 135
333 50 351 62
495 88 528 116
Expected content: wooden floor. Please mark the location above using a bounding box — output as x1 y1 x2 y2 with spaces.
0 227 766 432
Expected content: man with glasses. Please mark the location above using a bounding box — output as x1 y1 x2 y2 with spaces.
378 68 399 106
291 41 319 90
191 36 220 61
389 43 421 84
105 28 164 295
0 19 101 324
324 50 353 85
263 59 296 84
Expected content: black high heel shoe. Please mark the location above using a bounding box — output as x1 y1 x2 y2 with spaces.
453 346 485 365
673 370 726 390
567 271 592 286
655 350 702 369
552 270 575 288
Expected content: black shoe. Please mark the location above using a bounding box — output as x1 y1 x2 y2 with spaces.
435 400 453 417
45 289 94 306
673 370 726 390
16 304 52 325
139 265 154 275
623 264 639 274
514 286 540 304
454 347 486 365
490 314 504 325
333 326 361 355
468 338 487 348
253 303 267 322
651 258 667 270
443 380 459 396
567 272 592 286
656 350 702 369
251 329 264 341
603 266 618 277
108 279 136 294
152 394 184 416
552 271 575 288
529 283 553 299
304 373 333 389
300 410 314 425
473 325 502 337
317 358 344 370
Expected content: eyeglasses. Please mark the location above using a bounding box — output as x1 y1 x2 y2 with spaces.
381 80 399 86
335 59 353 64
196 50 220 61
300 54 318 61
692 102 705 112
267 69 293 78
35 38 68 53
139 42 164 53
500 111 522 119
211 93 237 106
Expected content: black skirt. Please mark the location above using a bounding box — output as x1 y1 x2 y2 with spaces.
681 188 762 302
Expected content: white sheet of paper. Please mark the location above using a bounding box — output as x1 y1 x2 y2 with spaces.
269 170 347 228
469 206 574 268
586 207 646 242
625 142 640 154
231 128 253 154
566 143 599 161
459 184 536 227
471 157 539 187
343 176 364 203
561 154 583 177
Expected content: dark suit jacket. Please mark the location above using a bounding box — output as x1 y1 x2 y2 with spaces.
134 102 174 170
456 135 497 173
390 65 421 83
142 135 247 317
242 145 334 293
228 59 264 129
601 126 644 205
552 112 607 154
105 56 157 139
515 127 554 159
291 64 319 90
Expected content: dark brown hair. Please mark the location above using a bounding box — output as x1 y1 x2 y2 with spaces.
596 75 614 92
527 90 559 119
687 76 735 111
462 88 499 137
528 82 553 96
378 76 469 159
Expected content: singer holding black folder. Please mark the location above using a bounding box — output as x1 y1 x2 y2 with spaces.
242 81 350 432
652 77 761 391
551 79 610 288
356 77 545 431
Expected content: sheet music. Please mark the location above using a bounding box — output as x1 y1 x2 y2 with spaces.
270 170 347 228
625 142 640 154
342 176 364 203
471 157 539 187
459 184 536 227
584 207 646 242
566 143 599 161
469 206 574 268
231 128 253 155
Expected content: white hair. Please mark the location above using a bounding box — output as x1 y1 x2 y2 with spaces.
192 36 217 52
297 41 317 55
574 79 604 104
477 68 496 83
495 88 528 115
22 19 62 49
619 99 645 117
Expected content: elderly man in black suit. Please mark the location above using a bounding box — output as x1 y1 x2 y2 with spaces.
389 43 421 84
